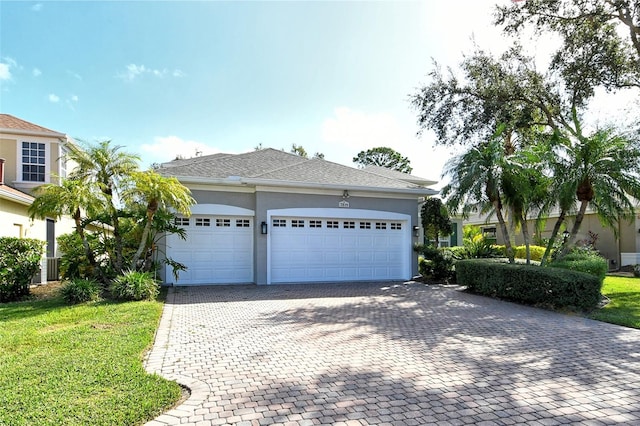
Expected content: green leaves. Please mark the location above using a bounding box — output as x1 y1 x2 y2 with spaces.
353 147 413 173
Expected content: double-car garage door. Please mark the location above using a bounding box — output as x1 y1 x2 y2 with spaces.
166 208 411 285
269 216 408 283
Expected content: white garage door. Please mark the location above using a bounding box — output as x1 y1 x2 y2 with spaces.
166 215 253 285
269 216 410 283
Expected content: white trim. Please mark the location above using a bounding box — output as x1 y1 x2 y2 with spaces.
0 128 65 138
188 204 254 216
14 138 52 184
266 208 412 284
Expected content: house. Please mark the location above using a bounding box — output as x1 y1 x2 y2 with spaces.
0 114 75 282
464 206 640 269
157 149 438 285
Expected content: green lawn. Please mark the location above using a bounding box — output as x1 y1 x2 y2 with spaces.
0 290 182 426
590 276 640 329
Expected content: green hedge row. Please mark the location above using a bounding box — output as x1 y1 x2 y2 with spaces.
493 245 547 262
456 259 602 311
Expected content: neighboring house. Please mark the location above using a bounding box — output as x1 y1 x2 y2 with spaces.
0 114 75 283
464 207 640 269
157 149 437 285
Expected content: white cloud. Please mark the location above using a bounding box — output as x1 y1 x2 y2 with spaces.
31 3 43 12
117 64 185 81
32 68 42 77
71 95 79 102
48 93 60 103
320 107 454 188
140 136 224 164
0 63 10 80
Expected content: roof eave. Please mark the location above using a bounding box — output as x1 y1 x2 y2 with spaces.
0 188 34 206
174 175 438 196
0 128 66 138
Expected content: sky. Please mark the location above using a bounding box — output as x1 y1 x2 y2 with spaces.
0 0 595 188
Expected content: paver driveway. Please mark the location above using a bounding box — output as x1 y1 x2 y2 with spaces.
145 283 640 425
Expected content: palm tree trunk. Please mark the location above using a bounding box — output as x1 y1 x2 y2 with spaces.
541 209 566 266
558 200 589 259
521 214 531 265
74 210 97 269
131 214 153 270
494 201 514 263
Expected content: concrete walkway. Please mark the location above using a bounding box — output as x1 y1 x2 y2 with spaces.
144 283 640 425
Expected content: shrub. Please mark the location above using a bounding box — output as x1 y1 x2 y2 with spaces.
634 265 640 278
549 250 608 284
60 278 101 304
109 270 159 301
456 259 602 311
414 244 455 281
57 232 103 280
0 237 45 302
465 235 501 258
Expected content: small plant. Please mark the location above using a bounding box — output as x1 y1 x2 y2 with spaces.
633 265 640 278
414 244 455 281
60 278 101 304
110 270 159 301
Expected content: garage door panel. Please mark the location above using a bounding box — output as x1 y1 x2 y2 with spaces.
167 215 253 285
270 215 408 283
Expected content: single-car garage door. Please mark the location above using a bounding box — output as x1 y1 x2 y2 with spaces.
269 215 410 283
166 215 253 285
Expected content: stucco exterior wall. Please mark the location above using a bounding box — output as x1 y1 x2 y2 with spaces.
0 137 18 183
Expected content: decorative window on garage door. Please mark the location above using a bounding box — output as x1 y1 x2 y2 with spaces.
236 219 250 227
327 220 339 229
195 218 211 227
309 220 322 228
375 222 387 230
174 217 190 227
216 218 231 227
343 221 355 229
391 222 402 230
291 219 305 228
273 219 286 227
359 221 371 229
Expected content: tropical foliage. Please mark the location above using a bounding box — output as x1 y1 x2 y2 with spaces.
420 198 452 248
28 140 195 285
412 0 640 266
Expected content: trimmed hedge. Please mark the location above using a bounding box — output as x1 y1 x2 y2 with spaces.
456 259 602 311
549 252 608 284
493 245 547 262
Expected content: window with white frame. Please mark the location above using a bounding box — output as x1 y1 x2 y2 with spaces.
21 142 46 182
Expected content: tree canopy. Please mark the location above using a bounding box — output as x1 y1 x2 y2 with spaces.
353 147 413 173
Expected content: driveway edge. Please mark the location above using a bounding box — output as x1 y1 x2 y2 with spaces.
144 287 211 426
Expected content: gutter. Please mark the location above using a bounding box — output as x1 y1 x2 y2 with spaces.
172 175 439 196
0 128 66 138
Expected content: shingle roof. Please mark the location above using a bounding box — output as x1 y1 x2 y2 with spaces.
159 148 437 194
0 114 65 137
362 165 437 186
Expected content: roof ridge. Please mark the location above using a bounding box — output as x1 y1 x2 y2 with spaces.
250 149 309 177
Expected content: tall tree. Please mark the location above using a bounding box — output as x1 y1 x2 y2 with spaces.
495 0 640 96
420 198 453 248
441 130 516 263
353 147 413 173
556 128 640 258
65 140 140 273
290 144 308 158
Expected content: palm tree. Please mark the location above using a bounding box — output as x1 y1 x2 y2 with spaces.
65 140 140 273
125 171 195 271
28 178 103 275
557 128 640 259
441 130 516 263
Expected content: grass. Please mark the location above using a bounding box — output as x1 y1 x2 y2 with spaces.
590 275 640 329
0 284 182 426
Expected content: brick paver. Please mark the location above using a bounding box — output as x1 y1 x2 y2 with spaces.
145 283 640 425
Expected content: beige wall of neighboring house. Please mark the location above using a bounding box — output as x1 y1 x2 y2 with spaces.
0 114 76 283
465 206 640 269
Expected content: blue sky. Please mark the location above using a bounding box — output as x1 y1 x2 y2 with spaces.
1 1 516 184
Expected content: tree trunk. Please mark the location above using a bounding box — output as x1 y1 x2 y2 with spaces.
131 212 154 270
521 213 531 265
540 209 566 266
558 200 589 260
494 200 514 263
74 209 97 269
